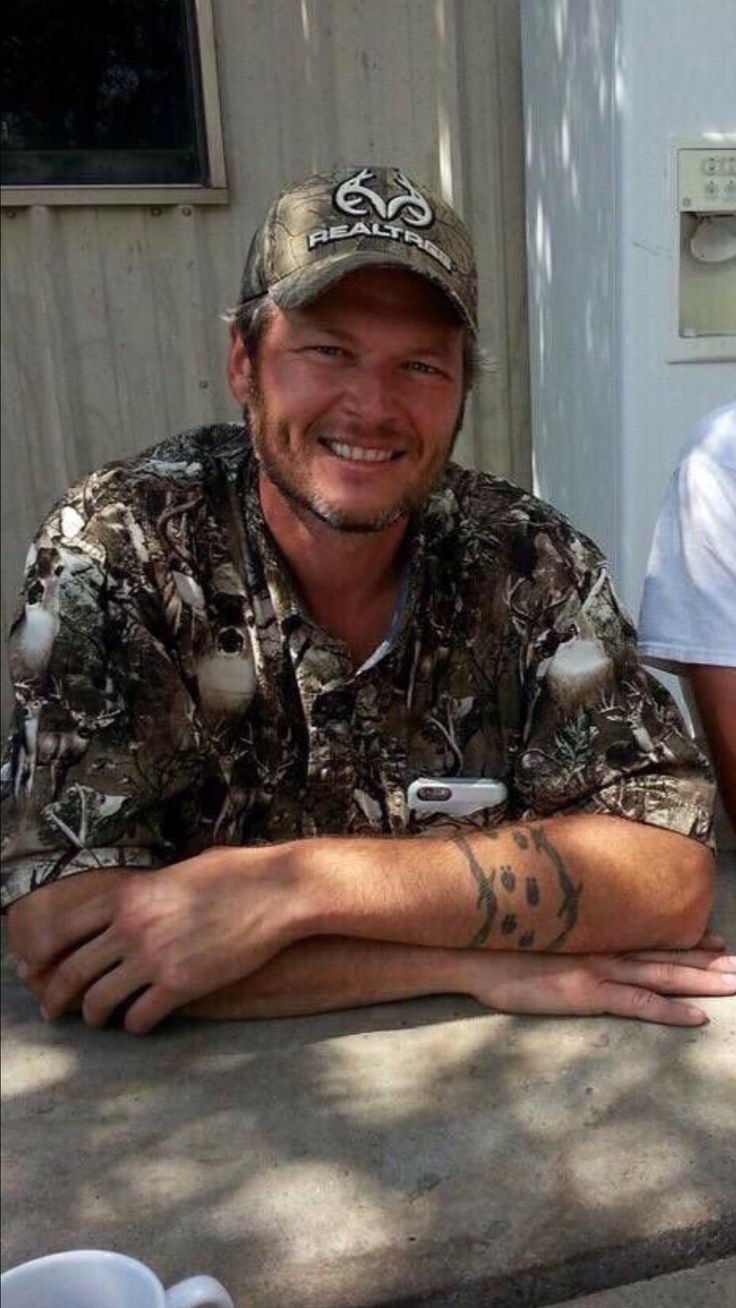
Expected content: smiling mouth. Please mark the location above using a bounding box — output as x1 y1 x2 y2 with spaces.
320 439 405 464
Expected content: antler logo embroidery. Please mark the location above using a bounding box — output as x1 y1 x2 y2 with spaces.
334 169 434 229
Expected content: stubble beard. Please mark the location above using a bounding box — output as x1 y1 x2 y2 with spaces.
245 387 461 536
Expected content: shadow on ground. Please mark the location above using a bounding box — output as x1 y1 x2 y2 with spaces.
1 866 734 1308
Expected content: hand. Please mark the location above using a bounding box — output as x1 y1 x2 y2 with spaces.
7 868 133 990
11 845 307 1034
462 934 735 1026
8 870 133 1018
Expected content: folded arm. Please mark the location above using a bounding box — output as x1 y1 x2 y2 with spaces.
302 812 714 956
7 810 718 1032
179 933 733 1029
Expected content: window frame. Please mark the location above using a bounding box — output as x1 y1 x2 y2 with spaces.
0 0 227 207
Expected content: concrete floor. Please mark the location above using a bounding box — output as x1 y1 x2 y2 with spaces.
2 855 734 1307
549 1257 736 1307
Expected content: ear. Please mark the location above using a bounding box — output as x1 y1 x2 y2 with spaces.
227 323 255 407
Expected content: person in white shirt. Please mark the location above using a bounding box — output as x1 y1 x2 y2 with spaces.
638 401 736 832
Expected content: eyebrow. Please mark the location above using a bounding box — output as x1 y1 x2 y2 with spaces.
291 320 459 357
291 321 354 342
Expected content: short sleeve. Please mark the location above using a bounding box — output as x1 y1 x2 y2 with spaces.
512 525 715 844
1 486 208 909
638 450 736 669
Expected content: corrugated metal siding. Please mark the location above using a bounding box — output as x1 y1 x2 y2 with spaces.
0 0 529 725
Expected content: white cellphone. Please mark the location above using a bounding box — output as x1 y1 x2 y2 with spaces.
407 776 508 818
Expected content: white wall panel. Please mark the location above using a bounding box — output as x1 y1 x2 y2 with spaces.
522 0 736 607
1 0 529 725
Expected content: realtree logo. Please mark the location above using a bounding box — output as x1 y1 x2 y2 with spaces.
334 169 434 228
306 169 452 271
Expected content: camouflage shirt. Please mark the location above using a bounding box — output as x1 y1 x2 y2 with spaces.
1 423 714 908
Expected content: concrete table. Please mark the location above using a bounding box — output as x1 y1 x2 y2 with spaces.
2 855 734 1308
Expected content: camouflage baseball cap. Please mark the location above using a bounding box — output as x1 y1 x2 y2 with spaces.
239 165 478 333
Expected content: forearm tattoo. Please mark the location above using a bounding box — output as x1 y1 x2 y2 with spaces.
452 833 498 947
453 824 583 951
530 824 583 950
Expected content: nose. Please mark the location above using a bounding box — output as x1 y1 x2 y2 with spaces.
343 364 399 427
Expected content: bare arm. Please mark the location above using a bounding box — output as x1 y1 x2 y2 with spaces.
302 813 714 956
12 900 733 1030
178 933 733 1029
182 937 465 1018
687 664 736 832
7 810 715 1032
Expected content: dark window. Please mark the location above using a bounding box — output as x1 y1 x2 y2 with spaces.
1 0 208 186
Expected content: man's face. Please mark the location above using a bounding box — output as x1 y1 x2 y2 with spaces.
228 267 466 533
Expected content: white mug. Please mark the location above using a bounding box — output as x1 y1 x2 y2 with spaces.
0 1249 235 1308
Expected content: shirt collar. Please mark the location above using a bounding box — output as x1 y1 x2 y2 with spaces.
238 434 460 657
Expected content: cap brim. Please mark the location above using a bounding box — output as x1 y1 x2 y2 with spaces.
269 248 476 333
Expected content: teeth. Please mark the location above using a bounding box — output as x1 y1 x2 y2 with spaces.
325 441 398 463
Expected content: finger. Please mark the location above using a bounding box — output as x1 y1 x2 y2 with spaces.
622 950 736 972
122 984 181 1035
607 959 736 997
20 965 55 1003
595 980 707 1026
696 933 727 951
41 931 121 1020
15 961 59 1008
21 895 114 975
80 963 150 1030
6 870 125 961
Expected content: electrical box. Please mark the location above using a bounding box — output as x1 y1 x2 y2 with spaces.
668 141 736 362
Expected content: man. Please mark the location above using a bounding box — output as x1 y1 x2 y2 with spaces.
3 166 733 1034
638 401 736 834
